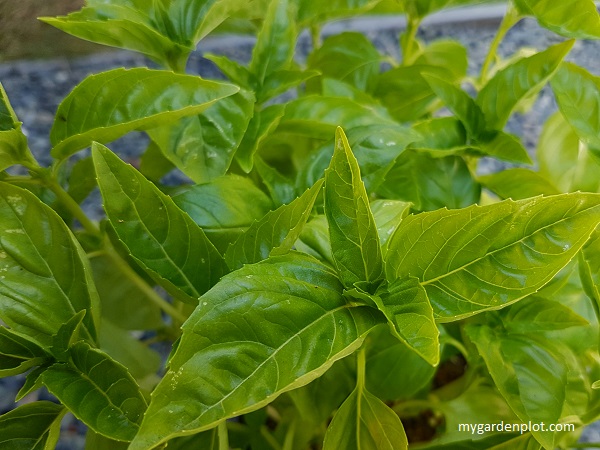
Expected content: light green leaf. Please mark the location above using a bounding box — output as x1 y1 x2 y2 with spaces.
295 215 334 264
173 174 273 254
386 193 600 321
537 111 600 193
85 430 130 450
370 200 412 249
477 41 573 129
203 53 253 88
0 83 35 171
250 0 297 85
580 229 600 304
552 63 600 151
259 68 320 104
325 128 384 290
466 326 567 449
147 90 254 183
43 341 147 442
0 326 48 377
377 151 480 211
514 0 600 39
410 117 468 154
501 297 588 334
297 0 380 26
478 168 560 200
129 253 383 449
50 68 239 159
476 131 532 165
414 40 468 80
93 143 228 304
322 377 408 450
0 182 98 347
224 179 323 270
307 32 382 93
404 0 493 18
0 401 66 450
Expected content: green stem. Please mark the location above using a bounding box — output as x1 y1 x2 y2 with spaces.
218 421 229 450
401 16 421 66
356 346 366 391
310 25 322 51
478 3 521 85
100 247 188 324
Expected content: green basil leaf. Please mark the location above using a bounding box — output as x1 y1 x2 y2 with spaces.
466 326 566 449
373 278 439 365
85 430 130 450
15 364 50 401
370 200 412 250
236 104 286 173
0 401 66 450
173 174 273 254
580 229 600 304
295 215 334 265
501 297 588 334
51 310 87 360
322 380 408 450
477 41 573 130
93 143 228 304
0 326 48 377
385 193 600 321
552 63 600 150
147 90 254 183
410 117 468 154
377 151 480 211
475 131 532 165
224 179 323 270
259 68 320 104
43 341 147 442
41 7 192 70
365 325 436 401
513 0 600 39
403 0 491 18
254 157 296 206
0 182 98 347
139 140 175 183
129 253 383 449
478 168 560 200
50 68 239 159
297 0 379 26
203 53 253 88
414 40 468 81
307 32 382 93
0 83 35 171
324 128 384 290
165 429 219 450
537 111 600 193
249 0 297 85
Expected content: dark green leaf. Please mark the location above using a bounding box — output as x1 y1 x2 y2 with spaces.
0 326 48 377
51 310 87 360
386 193 600 321
148 90 254 183
129 253 383 449
93 143 228 304
477 41 573 129
478 168 560 200
43 341 147 442
514 0 600 39
0 182 98 347
50 68 239 159
173 174 273 254
16 364 49 401
254 157 297 206
139 140 175 183
85 430 130 450
225 179 323 270
324 128 384 290
0 401 66 450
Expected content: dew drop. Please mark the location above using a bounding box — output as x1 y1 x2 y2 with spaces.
563 244 570 251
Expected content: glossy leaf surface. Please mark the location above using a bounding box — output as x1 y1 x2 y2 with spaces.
50 68 238 159
370 200 412 249
93 143 228 304
0 182 97 346
386 194 600 321
0 401 66 450
324 128 384 290
130 253 382 449
43 341 147 441
0 326 48 377
478 168 560 200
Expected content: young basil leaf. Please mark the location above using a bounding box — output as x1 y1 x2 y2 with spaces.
0 182 98 347
50 68 239 159
147 90 255 183
552 62 600 149
370 200 412 249
478 168 560 200
413 40 468 81
513 0 600 39
41 6 192 70
475 131 532 165
254 157 297 206
93 143 228 304
386 193 600 321
173 174 273 254
0 83 36 171
0 326 48 377
325 128 384 291
224 179 323 270
409 117 468 154
51 310 87 360
204 53 254 88
377 151 480 212
500 297 588 334
15 364 50 401
537 111 600 193
295 215 334 265
365 325 436 401
322 379 408 450
466 326 567 449
477 41 573 130
129 253 383 449
0 401 66 450
373 278 439 365
249 0 297 86
307 32 382 93
259 68 320 104
42 341 147 442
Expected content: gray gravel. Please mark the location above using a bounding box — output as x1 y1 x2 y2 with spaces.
1 6 600 449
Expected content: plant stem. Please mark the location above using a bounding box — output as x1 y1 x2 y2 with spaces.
401 16 421 65
310 25 322 51
218 421 229 450
478 3 521 85
356 346 366 390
